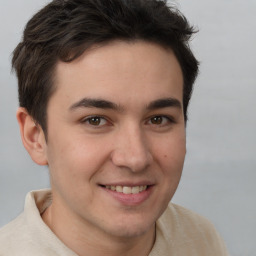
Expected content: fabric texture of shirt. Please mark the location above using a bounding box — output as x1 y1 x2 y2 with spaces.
0 189 229 256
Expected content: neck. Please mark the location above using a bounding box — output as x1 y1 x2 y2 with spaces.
42 200 156 256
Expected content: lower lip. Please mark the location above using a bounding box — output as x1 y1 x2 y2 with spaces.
101 186 153 206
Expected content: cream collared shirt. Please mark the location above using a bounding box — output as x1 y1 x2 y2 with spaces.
0 190 229 255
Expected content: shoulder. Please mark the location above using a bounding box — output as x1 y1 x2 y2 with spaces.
161 203 216 232
0 190 47 255
0 213 30 255
154 203 229 256
0 214 53 256
0 190 76 256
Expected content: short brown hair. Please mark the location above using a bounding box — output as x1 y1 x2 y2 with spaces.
12 0 199 134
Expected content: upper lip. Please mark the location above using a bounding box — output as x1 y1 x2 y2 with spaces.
99 181 155 187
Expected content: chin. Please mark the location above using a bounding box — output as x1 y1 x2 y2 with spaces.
104 215 156 239
110 225 153 239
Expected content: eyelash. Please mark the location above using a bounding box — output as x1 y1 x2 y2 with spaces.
147 115 175 126
81 116 109 126
81 115 175 128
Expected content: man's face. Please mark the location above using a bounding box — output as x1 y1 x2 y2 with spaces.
44 41 185 238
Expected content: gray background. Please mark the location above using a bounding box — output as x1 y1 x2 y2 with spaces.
0 1 255 255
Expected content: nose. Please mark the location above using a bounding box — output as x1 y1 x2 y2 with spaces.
111 125 153 172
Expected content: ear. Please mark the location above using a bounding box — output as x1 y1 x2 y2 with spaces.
16 107 48 166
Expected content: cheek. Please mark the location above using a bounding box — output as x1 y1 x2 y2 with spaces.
158 134 186 167
46 141 96 207
156 134 186 188
46 135 110 186
150 136 186 213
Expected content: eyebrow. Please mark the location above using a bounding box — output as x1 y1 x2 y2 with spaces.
147 98 182 110
69 97 182 111
69 98 123 111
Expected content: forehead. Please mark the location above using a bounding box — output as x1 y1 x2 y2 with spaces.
51 41 183 109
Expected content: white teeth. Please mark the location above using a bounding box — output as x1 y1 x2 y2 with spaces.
132 186 140 194
105 185 148 194
116 186 122 192
123 186 132 194
140 186 147 192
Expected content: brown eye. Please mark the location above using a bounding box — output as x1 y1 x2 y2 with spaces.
148 116 174 127
88 117 101 126
83 116 107 126
150 116 164 125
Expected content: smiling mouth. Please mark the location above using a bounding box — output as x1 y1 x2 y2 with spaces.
101 185 148 194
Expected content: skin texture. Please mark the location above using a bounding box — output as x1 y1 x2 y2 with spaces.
17 41 186 256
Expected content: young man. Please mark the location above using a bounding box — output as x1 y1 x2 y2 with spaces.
0 0 228 255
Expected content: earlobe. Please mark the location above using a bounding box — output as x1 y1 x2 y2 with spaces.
16 107 48 166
